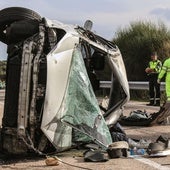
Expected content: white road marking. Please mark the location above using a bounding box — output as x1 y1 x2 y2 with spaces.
134 156 170 170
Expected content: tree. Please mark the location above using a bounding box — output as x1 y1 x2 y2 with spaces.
113 21 170 81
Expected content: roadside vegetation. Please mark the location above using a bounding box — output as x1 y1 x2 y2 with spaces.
113 21 170 81
113 21 170 100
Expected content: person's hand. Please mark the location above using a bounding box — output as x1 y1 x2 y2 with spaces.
145 67 153 73
157 79 161 84
145 67 149 73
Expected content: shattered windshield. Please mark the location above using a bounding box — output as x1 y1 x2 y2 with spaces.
61 45 112 148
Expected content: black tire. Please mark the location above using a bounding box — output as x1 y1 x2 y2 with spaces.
0 7 42 44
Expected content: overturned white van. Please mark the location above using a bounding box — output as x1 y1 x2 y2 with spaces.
0 7 129 154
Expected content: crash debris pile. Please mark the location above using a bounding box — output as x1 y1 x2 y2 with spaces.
43 117 170 166
43 135 170 169
119 101 170 126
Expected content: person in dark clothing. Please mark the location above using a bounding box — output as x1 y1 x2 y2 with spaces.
145 52 162 106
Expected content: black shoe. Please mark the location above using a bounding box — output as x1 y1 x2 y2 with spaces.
153 103 160 106
154 100 160 106
146 103 154 106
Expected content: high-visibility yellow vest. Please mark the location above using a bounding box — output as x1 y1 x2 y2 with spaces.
158 58 170 81
149 60 162 73
158 58 170 101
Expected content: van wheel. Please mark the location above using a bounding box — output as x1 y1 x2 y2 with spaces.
0 7 42 44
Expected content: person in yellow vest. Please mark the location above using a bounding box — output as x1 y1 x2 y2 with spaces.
145 52 162 106
151 56 170 124
157 56 170 102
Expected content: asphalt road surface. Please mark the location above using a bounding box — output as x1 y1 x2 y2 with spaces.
1 101 170 170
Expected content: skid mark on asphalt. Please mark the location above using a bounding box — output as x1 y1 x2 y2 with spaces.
134 157 170 170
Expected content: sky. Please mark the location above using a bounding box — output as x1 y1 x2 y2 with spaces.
1 0 170 59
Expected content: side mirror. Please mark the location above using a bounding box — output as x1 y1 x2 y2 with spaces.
84 20 93 31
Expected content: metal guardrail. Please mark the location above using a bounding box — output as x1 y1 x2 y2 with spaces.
100 81 165 91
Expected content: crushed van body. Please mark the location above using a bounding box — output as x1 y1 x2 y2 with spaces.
0 7 129 154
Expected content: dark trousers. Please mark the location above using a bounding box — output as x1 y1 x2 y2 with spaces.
148 74 160 104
